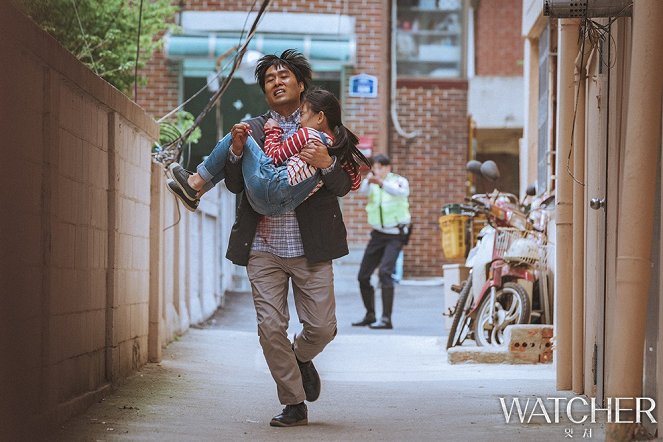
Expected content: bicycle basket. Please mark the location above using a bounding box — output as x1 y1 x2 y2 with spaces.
504 237 540 266
492 228 527 261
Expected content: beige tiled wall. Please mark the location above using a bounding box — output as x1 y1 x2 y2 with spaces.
1 3 229 436
150 162 227 347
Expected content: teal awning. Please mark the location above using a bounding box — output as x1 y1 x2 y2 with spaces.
164 33 355 77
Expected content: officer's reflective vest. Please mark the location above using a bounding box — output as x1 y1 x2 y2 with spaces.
366 173 410 229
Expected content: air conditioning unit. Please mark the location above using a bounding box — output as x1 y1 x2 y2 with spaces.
543 0 632 18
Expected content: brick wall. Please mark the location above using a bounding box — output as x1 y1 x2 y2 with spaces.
139 50 180 119
475 0 523 76
391 81 469 277
339 0 390 254
139 1 470 277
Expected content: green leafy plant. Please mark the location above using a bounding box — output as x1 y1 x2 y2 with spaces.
16 0 178 95
157 110 202 149
152 110 202 166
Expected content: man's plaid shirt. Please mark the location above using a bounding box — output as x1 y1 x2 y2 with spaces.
251 109 306 258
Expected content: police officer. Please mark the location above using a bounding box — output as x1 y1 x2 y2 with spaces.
352 154 411 330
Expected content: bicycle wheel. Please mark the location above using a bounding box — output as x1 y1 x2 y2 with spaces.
446 277 473 350
472 282 531 347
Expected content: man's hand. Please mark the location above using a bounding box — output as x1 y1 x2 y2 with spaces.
231 123 251 155
367 173 383 186
299 140 333 169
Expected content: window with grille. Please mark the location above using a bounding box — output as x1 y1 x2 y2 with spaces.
396 0 465 78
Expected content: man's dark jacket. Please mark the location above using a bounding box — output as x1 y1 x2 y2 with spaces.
224 113 351 266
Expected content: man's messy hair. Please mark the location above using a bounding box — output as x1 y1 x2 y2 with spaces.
254 49 312 99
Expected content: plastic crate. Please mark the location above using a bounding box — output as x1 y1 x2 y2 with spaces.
439 214 469 259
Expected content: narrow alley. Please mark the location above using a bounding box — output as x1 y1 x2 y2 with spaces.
56 259 590 441
4 1 662 441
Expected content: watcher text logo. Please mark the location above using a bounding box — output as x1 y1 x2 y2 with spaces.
499 397 657 424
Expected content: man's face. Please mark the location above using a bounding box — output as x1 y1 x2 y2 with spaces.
372 162 390 179
263 65 305 115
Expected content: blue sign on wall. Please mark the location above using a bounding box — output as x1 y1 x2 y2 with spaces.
348 73 378 98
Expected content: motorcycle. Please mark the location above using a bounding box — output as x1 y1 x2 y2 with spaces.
445 162 553 349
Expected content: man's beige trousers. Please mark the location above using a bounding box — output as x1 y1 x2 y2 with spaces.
247 251 337 405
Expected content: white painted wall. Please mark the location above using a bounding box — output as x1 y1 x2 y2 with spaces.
468 76 525 129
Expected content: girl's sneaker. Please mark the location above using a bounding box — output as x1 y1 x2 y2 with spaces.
166 179 199 212
168 162 198 201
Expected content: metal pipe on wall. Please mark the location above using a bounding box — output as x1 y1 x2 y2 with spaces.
554 18 581 391
581 31 603 397
522 37 540 195
605 0 663 438
571 38 589 395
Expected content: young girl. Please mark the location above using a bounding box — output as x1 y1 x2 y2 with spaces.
167 88 369 215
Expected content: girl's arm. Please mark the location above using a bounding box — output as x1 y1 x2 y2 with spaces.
341 162 361 191
264 127 320 165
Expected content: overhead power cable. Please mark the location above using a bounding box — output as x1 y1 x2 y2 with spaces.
71 0 99 75
156 46 237 124
154 0 272 166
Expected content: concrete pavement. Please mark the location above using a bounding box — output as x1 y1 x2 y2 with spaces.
56 257 604 441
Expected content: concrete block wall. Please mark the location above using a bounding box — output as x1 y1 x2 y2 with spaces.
149 164 230 360
1 13 52 438
0 4 228 437
108 114 153 380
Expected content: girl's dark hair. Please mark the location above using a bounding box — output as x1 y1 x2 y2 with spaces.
302 88 371 170
254 49 312 100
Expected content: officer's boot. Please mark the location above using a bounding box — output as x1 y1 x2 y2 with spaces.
370 286 394 329
352 285 376 326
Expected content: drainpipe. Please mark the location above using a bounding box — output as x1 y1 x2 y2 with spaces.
605 1 663 438
582 35 604 397
555 18 581 391
389 0 418 139
572 39 589 394
522 37 539 195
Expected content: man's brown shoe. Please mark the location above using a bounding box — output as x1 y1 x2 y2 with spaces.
269 403 308 427
297 357 321 402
